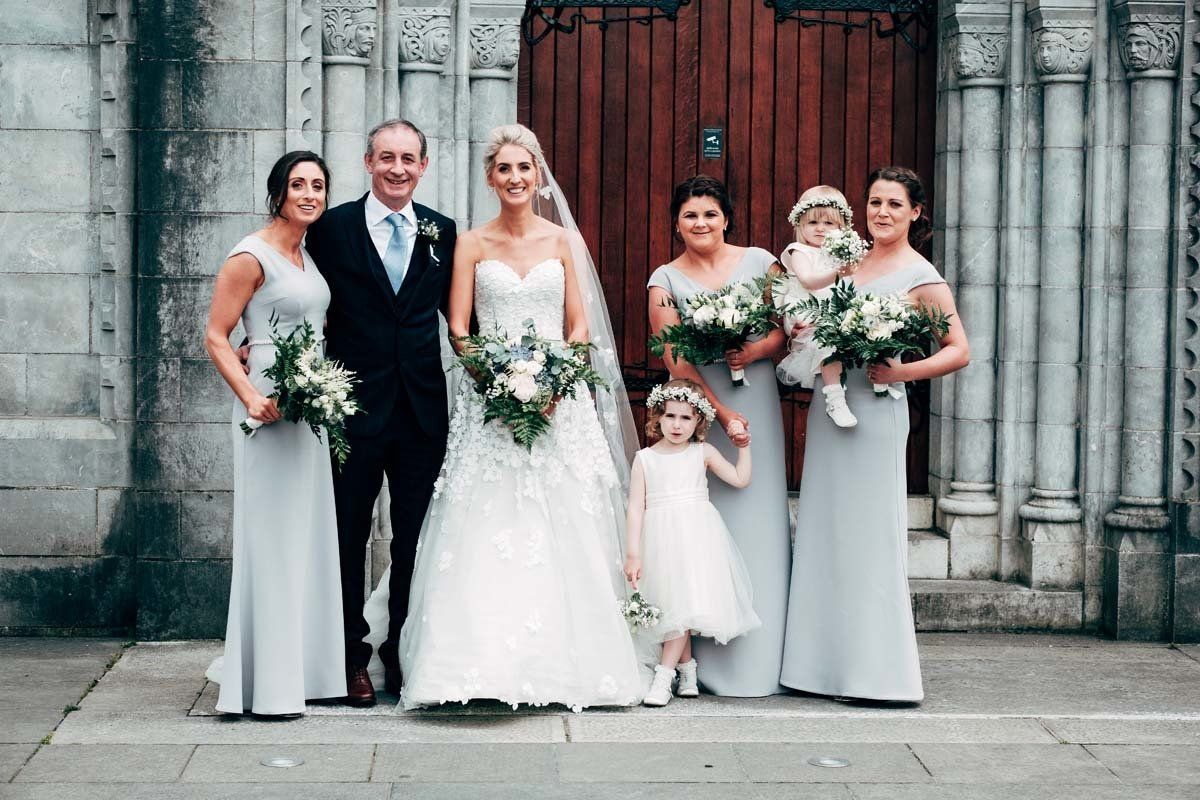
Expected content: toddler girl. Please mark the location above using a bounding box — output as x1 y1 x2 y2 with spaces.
624 379 761 707
777 185 860 427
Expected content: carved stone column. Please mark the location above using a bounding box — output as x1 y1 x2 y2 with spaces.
1017 2 1094 590
397 4 452 208
1103 0 1183 639
468 14 521 224
936 4 1008 578
323 0 378 202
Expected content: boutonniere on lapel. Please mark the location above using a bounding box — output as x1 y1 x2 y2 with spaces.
417 219 441 264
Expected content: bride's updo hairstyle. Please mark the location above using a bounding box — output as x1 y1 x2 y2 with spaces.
865 166 932 248
482 123 545 181
670 174 734 238
645 378 715 443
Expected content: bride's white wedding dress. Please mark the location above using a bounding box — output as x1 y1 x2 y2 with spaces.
363 257 643 711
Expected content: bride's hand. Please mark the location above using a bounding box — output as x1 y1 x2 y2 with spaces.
542 394 563 419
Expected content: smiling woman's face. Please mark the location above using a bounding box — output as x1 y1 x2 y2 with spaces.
865 179 919 246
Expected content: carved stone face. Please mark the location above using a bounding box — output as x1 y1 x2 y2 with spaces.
496 25 520 69
954 36 985 77
1123 26 1157 70
1036 31 1068 73
352 20 377 57
427 19 451 62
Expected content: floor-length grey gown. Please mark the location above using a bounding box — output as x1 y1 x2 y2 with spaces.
209 235 346 714
781 257 946 703
648 247 791 697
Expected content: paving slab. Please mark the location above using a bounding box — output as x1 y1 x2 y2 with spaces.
1043 718 1200 745
0 710 70 744
566 714 1055 743
0 785 391 800
372 743 557 783
556 742 747 783
76 643 210 714
13 743 194 783
0 744 37 782
387 784 854 799
54 711 566 744
179 744 374 783
846 785 1190 799
908 743 1119 784
733 743 930 784
1084 744 1200 784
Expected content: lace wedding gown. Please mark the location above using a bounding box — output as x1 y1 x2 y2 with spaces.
363 258 643 711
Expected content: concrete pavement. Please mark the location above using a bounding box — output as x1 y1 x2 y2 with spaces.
2 635 1200 798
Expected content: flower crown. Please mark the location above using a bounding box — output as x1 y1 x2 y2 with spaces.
787 196 853 227
647 384 716 422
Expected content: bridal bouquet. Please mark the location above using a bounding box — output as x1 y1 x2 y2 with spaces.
799 280 951 397
820 227 870 269
648 277 778 387
454 319 606 450
240 316 359 467
619 591 663 630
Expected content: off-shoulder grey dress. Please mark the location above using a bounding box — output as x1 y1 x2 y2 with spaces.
781 258 946 702
648 247 791 697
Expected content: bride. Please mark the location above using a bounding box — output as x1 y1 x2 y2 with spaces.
363 124 645 710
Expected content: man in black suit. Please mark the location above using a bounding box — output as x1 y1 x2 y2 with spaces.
305 119 456 706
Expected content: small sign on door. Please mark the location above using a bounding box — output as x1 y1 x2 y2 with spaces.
702 128 723 159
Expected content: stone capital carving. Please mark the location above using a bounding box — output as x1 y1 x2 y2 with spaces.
323 0 378 60
470 18 520 72
949 29 1009 83
1029 24 1093 81
398 7 452 65
1113 0 1183 76
942 3 1010 84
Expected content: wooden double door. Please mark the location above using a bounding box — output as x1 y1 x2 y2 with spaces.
518 2 938 492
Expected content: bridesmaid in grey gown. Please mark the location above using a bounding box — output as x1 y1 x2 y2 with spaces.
204 152 347 715
647 175 791 697
781 167 969 702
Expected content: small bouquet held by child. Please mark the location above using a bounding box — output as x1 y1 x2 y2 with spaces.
240 316 359 468
799 280 952 398
648 277 777 387
454 319 606 450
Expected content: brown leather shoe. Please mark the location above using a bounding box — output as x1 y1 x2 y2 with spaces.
344 666 376 707
383 667 402 696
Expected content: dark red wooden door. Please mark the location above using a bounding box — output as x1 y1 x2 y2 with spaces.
518 3 938 492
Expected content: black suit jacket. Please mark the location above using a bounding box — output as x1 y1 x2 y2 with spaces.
306 194 458 439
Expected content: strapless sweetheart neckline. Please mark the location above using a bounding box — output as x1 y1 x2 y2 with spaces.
476 258 564 282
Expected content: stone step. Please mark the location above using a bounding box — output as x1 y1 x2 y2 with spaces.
910 579 1084 632
908 530 949 579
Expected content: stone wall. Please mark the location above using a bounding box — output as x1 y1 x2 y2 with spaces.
0 1 135 634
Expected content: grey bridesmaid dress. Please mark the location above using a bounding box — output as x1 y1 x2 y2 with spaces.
647 247 791 697
780 257 946 703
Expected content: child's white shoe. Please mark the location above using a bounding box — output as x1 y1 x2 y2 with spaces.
676 659 699 697
822 384 858 428
644 665 676 707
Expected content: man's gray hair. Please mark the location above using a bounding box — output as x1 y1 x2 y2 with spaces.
366 119 428 159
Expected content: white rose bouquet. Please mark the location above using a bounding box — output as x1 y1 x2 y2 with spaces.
618 591 663 630
798 280 951 397
240 316 359 468
648 276 779 387
454 319 606 450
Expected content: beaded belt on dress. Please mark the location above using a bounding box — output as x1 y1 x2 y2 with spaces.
646 489 709 509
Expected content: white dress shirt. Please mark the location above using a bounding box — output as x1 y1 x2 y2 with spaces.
365 191 418 268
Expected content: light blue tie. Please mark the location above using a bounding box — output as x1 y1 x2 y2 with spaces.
382 212 410 294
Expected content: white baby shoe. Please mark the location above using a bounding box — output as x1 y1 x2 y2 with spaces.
643 665 676 707
822 384 858 428
675 659 699 698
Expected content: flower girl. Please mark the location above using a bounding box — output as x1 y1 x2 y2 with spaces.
623 380 761 707
777 185 861 427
